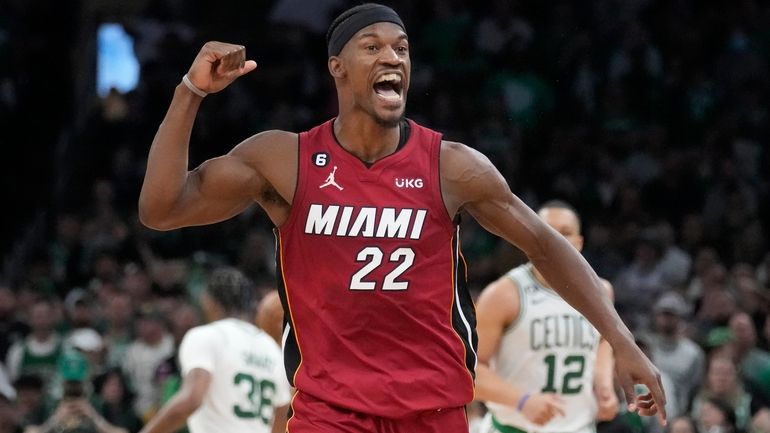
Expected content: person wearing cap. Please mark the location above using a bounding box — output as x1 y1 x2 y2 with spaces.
67 328 106 376
646 291 705 419
137 3 667 431
139 267 290 433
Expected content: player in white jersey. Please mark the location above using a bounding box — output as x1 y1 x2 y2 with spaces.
475 201 619 433
140 268 291 433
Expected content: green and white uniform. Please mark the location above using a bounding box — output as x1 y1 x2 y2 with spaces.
483 264 601 433
179 318 291 433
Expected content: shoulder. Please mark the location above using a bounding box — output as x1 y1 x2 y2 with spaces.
439 140 496 175
229 130 298 161
476 272 522 325
439 140 509 215
255 332 283 357
599 278 614 301
181 323 220 346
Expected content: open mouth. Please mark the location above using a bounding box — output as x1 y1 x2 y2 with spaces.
373 73 403 101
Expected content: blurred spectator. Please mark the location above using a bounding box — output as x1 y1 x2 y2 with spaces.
694 397 738 433
66 329 106 377
614 231 667 323
647 291 705 417
13 375 46 429
153 302 200 413
91 368 142 433
63 289 97 331
101 292 134 369
0 284 29 362
687 248 726 302
656 221 693 289
48 213 86 289
729 266 769 335
727 312 770 406
6 299 62 390
0 392 21 433
691 356 752 431
751 408 770 433
667 415 699 433
120 307 173 420
119 265 152 309
695 288 738 347
26 350 127 433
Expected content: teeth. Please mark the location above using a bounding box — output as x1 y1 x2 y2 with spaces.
376 73 401 83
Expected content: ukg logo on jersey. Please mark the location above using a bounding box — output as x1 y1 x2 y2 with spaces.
395 178 423 188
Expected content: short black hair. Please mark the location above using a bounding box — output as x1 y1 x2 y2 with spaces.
538 200 582 230
205 267 255 315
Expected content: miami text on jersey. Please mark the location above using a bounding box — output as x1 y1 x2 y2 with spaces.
304 204 427 239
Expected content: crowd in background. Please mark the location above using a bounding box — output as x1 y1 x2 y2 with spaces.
1 0 769 432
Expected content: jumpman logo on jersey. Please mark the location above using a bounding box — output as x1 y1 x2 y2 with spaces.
319 166 344 190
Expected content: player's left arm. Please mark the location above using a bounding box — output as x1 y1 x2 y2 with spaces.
594 279 619 421
138 368 211 433
440 141 666 424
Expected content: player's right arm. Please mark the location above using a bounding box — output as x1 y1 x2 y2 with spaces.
475 276 565 426
138 42 295 230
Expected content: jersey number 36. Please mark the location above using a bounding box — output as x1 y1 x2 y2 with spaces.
233 372 276 424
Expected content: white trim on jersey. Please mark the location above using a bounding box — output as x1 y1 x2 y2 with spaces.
454 225 478 370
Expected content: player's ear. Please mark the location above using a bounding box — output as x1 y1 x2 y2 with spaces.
328 56 346 78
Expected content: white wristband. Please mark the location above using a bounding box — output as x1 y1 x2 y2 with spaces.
182 74 207 98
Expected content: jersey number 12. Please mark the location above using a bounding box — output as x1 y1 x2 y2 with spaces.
542 354 586 394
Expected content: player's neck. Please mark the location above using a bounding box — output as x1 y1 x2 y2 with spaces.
333 114 401 163
222 313 250 323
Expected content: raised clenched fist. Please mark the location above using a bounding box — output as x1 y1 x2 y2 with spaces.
185 41 257 95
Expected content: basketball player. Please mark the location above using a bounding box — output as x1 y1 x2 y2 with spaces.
138 4 666 432
475 201 619 433
139 268 290 433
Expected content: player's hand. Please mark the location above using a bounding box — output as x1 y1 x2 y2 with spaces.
521 393 566 426
595 384 619 421
614 342 667 426
186 41 258 94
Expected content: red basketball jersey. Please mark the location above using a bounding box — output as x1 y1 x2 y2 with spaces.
275 119 476 418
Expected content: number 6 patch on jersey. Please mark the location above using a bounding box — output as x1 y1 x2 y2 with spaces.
313 152 329 167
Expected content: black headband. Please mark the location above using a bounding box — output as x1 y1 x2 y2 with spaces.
326 4 405 57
